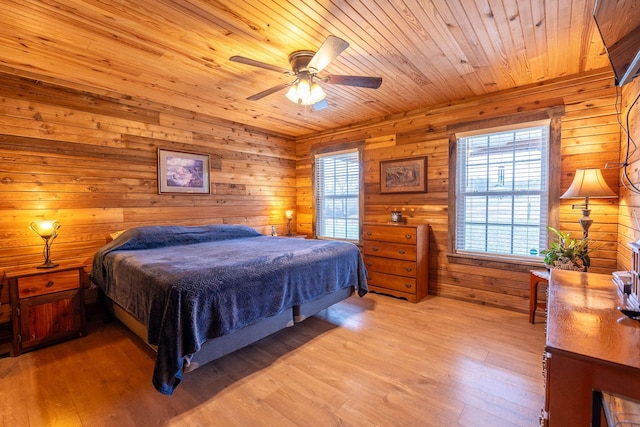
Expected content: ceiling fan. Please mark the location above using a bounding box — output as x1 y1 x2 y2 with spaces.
229 35 382 110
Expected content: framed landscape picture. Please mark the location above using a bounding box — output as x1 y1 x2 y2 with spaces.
157 148 210 194
380 156 427 194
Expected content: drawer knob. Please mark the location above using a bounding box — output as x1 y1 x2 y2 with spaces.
366 262 372 267
405 234 412 239
404 283 412 288
398 250 405 255
372 247 379 252
405 267 413 272
46 281 54 288
366 231 372 236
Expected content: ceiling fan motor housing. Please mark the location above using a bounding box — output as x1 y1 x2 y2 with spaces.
288 50 317 74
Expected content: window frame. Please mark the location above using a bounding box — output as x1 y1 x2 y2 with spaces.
447 108 564 270
312 142 364 243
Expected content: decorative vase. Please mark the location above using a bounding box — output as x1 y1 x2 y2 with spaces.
390 211 402 223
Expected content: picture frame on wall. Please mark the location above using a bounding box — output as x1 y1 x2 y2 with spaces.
380 156 427 194
157 148 210 194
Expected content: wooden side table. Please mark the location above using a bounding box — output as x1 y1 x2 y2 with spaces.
4 262 86 355
529 269 550 324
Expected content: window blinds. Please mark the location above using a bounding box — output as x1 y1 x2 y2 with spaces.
456 123 550 258
315 149 360 240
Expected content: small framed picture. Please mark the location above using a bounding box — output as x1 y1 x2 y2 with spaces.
157 148 210 194
380 156 427 194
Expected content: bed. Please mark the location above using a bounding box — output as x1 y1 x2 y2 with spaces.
90 224 368 395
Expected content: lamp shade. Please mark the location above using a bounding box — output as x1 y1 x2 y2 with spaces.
561 168 617 199
285 210 294 219
29 220 60 238
284 77 326 105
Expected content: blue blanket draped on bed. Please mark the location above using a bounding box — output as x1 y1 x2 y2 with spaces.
90 224 367 395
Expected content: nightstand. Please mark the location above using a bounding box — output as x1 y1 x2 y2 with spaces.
4 262 86 355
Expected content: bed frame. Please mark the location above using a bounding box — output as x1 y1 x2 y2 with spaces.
103 286 354 372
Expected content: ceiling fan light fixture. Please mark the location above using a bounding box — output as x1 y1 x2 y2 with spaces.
284 78 326 105
297 78 311 98
285 85 298 103
308 83 326 104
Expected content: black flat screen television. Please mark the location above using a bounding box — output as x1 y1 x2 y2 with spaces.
593 0 640 86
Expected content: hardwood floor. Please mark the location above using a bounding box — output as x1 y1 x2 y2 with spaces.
0 293 546 426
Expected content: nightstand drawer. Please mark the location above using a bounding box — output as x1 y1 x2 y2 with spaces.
363 255 417 277
17 270 80 298
363 240 416 261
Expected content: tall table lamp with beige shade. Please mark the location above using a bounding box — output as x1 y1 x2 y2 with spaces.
560 168 617 241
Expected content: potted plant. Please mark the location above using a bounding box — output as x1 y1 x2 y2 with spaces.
540 226 592 271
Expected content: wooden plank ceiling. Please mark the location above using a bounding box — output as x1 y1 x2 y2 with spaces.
0 0 610 137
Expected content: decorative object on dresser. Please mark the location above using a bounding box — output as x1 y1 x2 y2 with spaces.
541 226 593 271
362 222 429 303
29 220 61 269
5 262 86 356
389 210 403 223
612 271 633 295
541 269 640 426
379 157 427 194
560 168 617 241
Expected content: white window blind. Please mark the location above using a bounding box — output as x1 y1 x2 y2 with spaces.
456 122 550 258
315 149 360 241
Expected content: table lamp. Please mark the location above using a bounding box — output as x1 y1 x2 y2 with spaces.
29 220 61 268
560 168 617 240
285 210 294 236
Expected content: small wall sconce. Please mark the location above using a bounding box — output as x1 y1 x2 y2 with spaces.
285 210 294 236
29 220 61 269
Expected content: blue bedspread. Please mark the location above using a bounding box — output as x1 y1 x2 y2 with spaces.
90 224 367 395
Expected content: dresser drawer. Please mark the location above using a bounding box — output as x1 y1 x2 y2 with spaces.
363 255 416 277
17 270 80 298
363 224 418 244
363 240 416 261
366 271 416 294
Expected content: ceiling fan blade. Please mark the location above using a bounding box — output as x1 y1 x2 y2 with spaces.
308 35 349 73
325 75 383 89
229 56 293 75
246 82 293 101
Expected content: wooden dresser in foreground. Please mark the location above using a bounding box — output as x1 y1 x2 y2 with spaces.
3 262 86 356
362 222 429 303
542 269 640 426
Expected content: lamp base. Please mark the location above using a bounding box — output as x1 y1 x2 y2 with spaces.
37 261 59 269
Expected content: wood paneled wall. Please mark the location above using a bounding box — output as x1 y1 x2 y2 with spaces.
296 68 620 312
617 78 640 270
0 73 296 272
0 68 624 316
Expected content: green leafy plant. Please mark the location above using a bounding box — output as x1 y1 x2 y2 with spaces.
540 226 592 271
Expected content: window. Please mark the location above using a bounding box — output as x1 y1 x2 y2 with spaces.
314 148 361 241
455 120 551 259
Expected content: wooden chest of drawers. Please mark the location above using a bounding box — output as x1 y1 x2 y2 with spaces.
5 263 86 355
362 223 429 303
